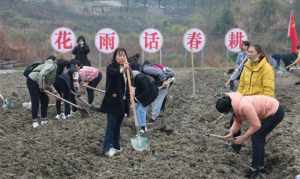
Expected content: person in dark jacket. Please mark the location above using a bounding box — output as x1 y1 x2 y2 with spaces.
54 60 77 120
99 48 130 157
132 70 158 132
72 36 91 66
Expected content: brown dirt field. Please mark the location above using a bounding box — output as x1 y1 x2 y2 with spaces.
0 68 299 179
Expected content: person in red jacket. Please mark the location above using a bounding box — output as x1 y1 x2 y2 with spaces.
216 92 285 178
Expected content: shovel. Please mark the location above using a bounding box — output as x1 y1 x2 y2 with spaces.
205 133 246 147
206 133 228 140
0 94 14 109
44 90 89 118
71 91 100 112
82 85 106 94
125 69 150 152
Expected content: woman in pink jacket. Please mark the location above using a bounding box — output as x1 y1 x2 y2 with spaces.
216 92 284 178
73 61 102 105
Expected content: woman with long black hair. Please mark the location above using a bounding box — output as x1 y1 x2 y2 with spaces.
99 48 130 157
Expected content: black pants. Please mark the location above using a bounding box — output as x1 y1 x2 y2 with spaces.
26 78 49 121
271 53 297 67
87 72 102 104
54 78 71 116
251 105 285 169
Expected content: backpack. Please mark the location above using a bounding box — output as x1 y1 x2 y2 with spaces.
23 62 42 77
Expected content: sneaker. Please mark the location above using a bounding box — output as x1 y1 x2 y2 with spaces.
140 126 147 133
41 119 48 126
105 148 117 157
66 114 72 119
55 113 66 120
139 129 145 134
32 122 39 128
113 147 123 153
60 113 66 120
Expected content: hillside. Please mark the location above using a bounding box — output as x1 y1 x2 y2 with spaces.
0 0 299 66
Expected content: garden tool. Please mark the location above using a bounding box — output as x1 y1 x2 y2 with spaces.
45 90 89 118
82 84 106 94
125 68 150 152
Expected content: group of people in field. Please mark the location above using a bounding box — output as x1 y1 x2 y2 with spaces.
23 35 299 178
217 41 300 178
25 36 102 127
23 36 175 156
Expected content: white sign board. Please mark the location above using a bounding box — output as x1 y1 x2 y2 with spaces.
183 28 206 53
51 27 76 53
224 28 248 53
139 28 163 53
95 28 119 54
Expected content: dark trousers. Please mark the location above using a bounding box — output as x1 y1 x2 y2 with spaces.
70 91 77 112
271 53 297 67
26 78 49 121
87 72 102 104
251 105 285 169
103 113 124 152
54 78 71 116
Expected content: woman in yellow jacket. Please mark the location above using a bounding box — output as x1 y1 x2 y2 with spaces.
238 45 275 97
229 44 275 153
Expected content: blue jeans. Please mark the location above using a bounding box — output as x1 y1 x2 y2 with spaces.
136 102 149 128
270 55 281 70
229 80 238 91
271 53 297 70
151 88 168 120
103 113 124 152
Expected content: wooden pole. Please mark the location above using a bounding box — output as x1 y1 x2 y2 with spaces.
191 52 196 96
141 50 145 64
159 49 162 64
